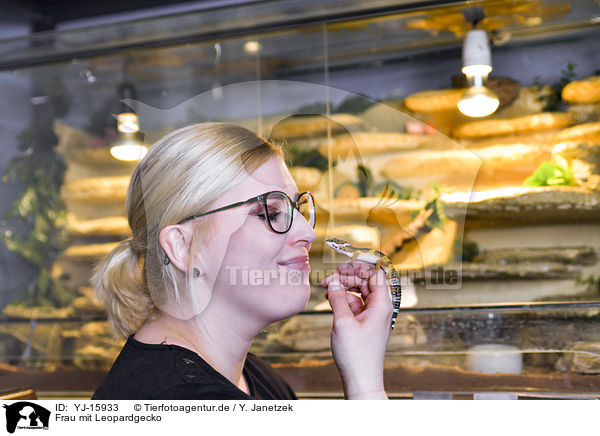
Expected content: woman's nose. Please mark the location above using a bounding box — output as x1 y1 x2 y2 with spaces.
290 209 316 245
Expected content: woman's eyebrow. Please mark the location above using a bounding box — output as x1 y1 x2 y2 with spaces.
279 187 299 198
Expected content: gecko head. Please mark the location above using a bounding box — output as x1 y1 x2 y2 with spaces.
325 238 351 250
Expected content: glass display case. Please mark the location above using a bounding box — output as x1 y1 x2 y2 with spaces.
1 0 600 399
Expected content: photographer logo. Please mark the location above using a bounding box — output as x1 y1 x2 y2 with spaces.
3 402 50 433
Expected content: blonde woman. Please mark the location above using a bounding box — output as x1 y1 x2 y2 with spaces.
91 123 392 400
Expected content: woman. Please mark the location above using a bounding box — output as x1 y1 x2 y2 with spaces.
91 122 392 400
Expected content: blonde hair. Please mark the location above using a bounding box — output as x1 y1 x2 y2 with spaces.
92 122 283 337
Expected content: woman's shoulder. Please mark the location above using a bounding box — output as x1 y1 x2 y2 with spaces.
91 335 179 399
244 353 297 400
92 335 247 400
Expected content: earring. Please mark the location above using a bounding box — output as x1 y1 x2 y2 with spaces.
193 268 200 278
163 256 171 265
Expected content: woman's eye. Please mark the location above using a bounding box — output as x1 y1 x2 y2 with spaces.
253 210 281 221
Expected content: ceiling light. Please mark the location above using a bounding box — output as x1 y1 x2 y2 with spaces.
110 83 147 161
110 132 148 161
458 29 499 118
457 86 500 118
243 41 261 54
116 112 139 133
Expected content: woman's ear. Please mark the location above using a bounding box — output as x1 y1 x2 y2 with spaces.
159 224 195 273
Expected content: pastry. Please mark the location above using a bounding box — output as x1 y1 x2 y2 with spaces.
63 242 120 260
404 89 465 113
562 76 600 104
318 131 453 158
381 144 551 178
453 112 575 138
269 114 364 140
66 213 129 237
553 121 600 142
63 176 130 203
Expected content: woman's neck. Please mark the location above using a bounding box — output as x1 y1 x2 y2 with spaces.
134 310 258 393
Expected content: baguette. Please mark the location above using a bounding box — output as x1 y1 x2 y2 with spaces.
66 213 129 237
562 76 600 104
269 114 364 140
553 121 600 142
318 131 453 158
404 89 465 113
453 112 575 138
63 242 120 260
63 176 130 203
381 144 551 178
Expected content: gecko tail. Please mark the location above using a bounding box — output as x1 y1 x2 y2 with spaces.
389 268 402 330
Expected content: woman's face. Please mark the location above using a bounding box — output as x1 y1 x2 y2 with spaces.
194 156 317 327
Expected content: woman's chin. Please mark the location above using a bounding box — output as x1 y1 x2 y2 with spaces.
273 282 311 320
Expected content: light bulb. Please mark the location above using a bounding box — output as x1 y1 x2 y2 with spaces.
110 144 148 161
244 41 261 54
117 112 140 133
460 29 495 112
461 64 492 78
110 132 147 161
457 86 500 117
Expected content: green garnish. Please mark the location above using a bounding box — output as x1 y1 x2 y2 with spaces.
523 159 574 187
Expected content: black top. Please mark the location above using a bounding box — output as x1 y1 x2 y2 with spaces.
92 335 297 400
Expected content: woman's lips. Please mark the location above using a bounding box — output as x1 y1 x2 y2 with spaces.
278 255 310 271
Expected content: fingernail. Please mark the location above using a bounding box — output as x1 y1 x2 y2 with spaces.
329 277 342 290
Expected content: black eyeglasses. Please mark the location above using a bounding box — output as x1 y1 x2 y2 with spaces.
177 191 316 234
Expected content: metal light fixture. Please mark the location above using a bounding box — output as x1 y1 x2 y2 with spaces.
457 29 500 118
110 83 148 161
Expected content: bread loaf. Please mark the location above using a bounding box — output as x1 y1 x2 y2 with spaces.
404 89 465 113
269 114 364 140
453 112 575 138
562 76 600 104
63 242 120 260
553 121 600 142
63 176 130 203
318 131 453 158
67 214 129 237
381 144 551 179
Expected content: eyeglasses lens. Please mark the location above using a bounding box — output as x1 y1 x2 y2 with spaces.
297 193 315 228
264 192 315 233
265 192 291 233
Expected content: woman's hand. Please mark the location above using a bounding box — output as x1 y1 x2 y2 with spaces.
321 260 393 400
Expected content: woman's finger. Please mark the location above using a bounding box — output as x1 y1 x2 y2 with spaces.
324 277 356 324
361 268 393 319
334 274 366 290
326 291 363 314
346 292 364 315
337 261 375 280
367 267 391 299
322 270 368 288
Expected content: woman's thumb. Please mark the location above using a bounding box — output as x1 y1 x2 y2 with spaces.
326 277 354 320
